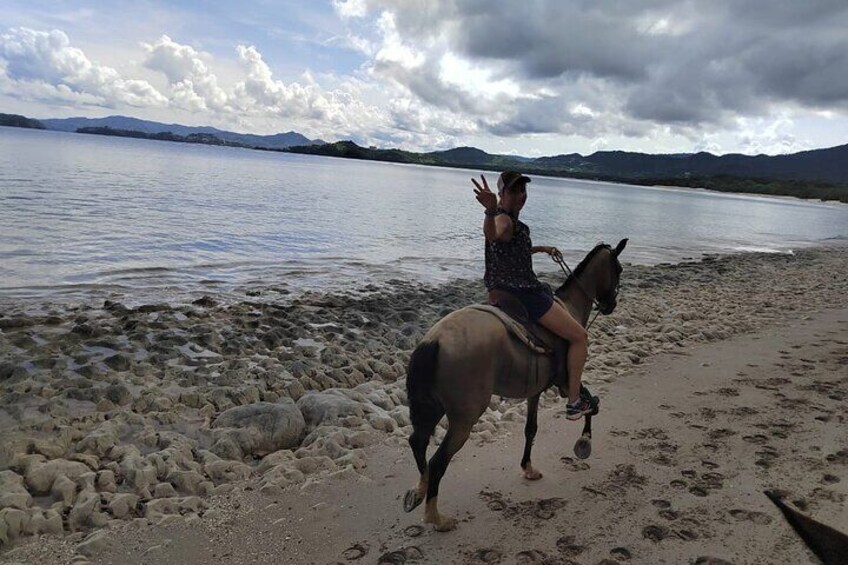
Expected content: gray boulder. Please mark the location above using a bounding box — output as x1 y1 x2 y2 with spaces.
211 401 305 457
296 390 367 430
0 471 31 510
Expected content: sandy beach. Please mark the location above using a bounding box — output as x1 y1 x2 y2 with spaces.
1 245 847 564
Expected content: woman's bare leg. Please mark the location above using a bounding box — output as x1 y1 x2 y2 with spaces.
537 303 588 403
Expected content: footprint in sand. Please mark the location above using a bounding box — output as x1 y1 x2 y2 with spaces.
651 499 671 509
755 447 780 468
555 535 585 557
470 548 502 563
742 434 768 445
486 499 507 512
642 525 670 542
688 486 709 497
533 498 566 520
659 509 680 520
403 525 424 538
610 547 632 561
377 546 424 564
728 509 772 525
694 557 733 564
826 449 848 464
811 487 847 504
560 456 590 471
675 529 700 541
701 472 725 487
670 479 688 490
342 543 369 560
822 474 840 485
707 428 737 440
515 549 549 564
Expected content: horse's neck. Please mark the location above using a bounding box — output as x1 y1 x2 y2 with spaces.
554 262 599 327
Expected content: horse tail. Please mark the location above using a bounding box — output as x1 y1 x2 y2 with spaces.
406 340 442 430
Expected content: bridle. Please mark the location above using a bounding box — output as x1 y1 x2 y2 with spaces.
552 250 621 330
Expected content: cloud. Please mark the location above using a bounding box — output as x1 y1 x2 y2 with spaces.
232 44 389 137
0 27 167 107
333 0 848 143
143 35 230 112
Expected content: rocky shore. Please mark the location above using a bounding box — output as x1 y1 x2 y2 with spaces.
1 246 846 556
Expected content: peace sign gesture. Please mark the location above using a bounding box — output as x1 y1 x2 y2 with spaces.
471 175 497 213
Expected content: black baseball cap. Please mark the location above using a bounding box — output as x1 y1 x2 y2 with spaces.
497 171 531 193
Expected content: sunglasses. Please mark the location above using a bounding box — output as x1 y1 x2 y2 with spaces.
506 184 527 194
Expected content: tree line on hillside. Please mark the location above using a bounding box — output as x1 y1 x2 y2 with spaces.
4 110 846 203
0 113 45 129
76 126 249 148
287 141 848 203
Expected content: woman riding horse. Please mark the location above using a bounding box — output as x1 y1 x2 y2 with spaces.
473 171 598 419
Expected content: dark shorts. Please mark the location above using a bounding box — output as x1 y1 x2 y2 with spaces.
498 285 554 323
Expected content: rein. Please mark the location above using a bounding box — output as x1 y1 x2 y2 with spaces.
552 254 603 330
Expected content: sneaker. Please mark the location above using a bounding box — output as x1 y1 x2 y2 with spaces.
566 397 597 420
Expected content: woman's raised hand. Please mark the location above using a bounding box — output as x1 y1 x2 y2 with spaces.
472 175 497 212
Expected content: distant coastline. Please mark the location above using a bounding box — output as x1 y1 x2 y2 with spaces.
76 126 248 148
0 113 45 130
3 111 847 203
285 141 848 204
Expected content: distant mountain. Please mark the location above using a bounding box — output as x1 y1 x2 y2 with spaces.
40 115 318 149
0 113 45 129
289 140 848 185
7 110 846 201
536 146 848 184
288 140 848 202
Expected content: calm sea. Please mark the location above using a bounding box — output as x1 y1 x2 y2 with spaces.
1 127 846 304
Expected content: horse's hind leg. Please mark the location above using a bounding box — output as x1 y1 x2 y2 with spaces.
424 420 473 532
521 394 543 480
404 405 445 513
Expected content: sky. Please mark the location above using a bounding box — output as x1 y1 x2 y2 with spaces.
1 0 847 156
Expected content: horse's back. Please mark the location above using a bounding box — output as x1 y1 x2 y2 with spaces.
422 305 551 402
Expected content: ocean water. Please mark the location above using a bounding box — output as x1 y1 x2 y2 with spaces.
1 126 846 304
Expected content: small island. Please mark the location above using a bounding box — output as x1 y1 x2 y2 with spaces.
76 126 248 148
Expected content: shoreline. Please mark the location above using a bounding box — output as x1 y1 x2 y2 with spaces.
1 245 847 560
4 127 847 205
0 240 837 314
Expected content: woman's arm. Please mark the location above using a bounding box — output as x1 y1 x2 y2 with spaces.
532 246 563 260
487 214 513 242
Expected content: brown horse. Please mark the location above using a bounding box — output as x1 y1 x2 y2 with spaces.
403 239 628 531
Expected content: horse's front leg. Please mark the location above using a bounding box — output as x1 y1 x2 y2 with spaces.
521 393 543 480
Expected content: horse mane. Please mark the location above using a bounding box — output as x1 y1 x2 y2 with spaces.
555 242 612 294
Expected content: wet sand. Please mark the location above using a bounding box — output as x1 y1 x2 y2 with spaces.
1 246 847 563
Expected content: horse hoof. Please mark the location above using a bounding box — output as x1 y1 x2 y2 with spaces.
523 468 543 481
574 437 592 459
433 516 457 532
403 489 423 513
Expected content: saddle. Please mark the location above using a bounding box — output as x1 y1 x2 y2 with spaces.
466 289 570 394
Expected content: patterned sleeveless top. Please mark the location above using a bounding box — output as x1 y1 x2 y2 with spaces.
484 209 545 291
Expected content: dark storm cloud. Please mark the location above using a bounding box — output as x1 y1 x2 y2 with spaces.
378 0 848 134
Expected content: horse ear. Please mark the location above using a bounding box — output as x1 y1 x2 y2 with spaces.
614 238 628 256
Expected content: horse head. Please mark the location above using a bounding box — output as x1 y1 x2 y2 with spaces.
596 238 627 315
